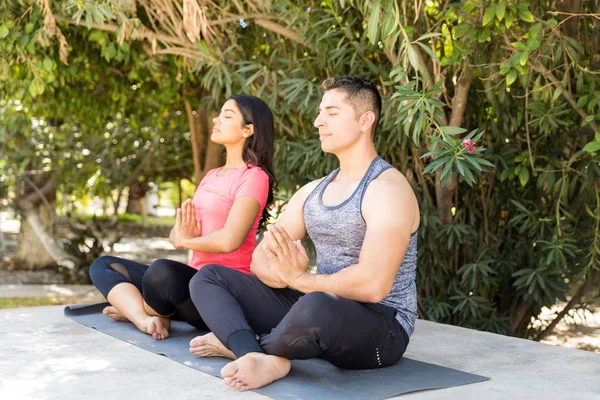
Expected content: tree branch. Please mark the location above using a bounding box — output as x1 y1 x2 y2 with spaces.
17 173 57 211
529 62 598 132
535 281 588 340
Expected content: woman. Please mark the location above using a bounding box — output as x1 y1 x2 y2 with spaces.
89 95 276 341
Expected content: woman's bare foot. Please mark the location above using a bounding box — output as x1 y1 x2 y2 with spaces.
102 306 129 322
190 333 235 359
137 316 171 340
221 352 291 391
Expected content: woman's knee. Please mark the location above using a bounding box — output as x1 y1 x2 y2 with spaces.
88 256 115 284
143 259 181 292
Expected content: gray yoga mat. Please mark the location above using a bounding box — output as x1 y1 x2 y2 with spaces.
65 303 489 399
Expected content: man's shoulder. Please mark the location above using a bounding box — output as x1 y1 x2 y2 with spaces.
365 167 417 209
296 177 326 197
364 167 420 227
370 167 411 192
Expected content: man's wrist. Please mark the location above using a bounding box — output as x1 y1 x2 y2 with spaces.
290 270 309 291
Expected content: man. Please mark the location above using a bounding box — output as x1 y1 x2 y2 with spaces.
188 76 420 391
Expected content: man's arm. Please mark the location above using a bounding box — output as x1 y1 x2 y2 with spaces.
250 180 321 287
289 170 419 302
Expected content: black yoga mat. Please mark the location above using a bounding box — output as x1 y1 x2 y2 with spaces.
65 303 489 399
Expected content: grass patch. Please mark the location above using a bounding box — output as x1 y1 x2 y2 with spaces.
0 296 102 309
71 214 175 227
148 216 176 226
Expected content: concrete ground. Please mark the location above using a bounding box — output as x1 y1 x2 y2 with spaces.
0 305 598 400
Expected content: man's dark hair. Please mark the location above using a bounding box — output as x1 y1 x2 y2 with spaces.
321 76 382 137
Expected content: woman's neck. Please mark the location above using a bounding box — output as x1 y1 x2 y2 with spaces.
223 142 246 169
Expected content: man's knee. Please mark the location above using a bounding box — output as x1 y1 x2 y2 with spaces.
280 292 339 334
294 292 339 319
188 264 223 293
262 292 338 356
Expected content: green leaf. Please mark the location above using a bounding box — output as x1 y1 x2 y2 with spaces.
519 52 529 66
551 86 564 102
483 6 496 26
104 43 116 61
462 163 476 185
423 155 450 174
440 159 454 187
505 13 514 28
367 0 381 45
416 41 439 62
462 1 476 13
440 126 467 136
519 167 530 187
581 115 595 127
455 24 471 38
529 23 543 37
506 70 517 87
577 95 588 109
519 10 535 23
416 32 442 41
512 42 527 51
43 57 53 71
28 80 37 97
0 24 8 39
495 4 506 20
476 158 495 168
407 45 420 71
478 27 491 43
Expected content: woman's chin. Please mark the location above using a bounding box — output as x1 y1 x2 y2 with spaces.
210 133 224 144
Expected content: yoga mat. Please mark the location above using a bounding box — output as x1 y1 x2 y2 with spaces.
65 303 489 399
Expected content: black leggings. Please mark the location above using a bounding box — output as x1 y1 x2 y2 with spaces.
189 264 409 369
89 255 207 330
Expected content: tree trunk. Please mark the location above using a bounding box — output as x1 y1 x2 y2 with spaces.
13 205 56 269
125 179 149 215
436 66 473 224
13 170 76 270
556 0 581 39
409 44 472 225
184 99 223 184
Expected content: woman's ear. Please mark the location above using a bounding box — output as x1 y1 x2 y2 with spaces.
244 123 255 138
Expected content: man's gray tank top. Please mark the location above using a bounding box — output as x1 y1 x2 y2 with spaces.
303 156 418 336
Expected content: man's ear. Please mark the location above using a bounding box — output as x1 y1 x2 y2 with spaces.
360 111 376 134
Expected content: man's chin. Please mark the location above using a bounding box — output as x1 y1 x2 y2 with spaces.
320 143 335 154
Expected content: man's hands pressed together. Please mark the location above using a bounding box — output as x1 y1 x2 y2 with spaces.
263 224 309 288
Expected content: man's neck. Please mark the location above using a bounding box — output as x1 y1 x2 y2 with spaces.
334 143 379 181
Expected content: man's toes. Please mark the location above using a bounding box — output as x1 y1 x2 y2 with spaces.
221 361 238 377
234 380 245 391
223 377 233 386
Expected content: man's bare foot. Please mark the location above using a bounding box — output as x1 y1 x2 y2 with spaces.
137 316 171 340
102 306 129 322
190 332 235 359
221 352 291 391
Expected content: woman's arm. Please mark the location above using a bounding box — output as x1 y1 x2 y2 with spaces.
179 197 261 253
169 226 185 249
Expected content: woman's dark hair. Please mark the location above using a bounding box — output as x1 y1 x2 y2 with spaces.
230 94 277 228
